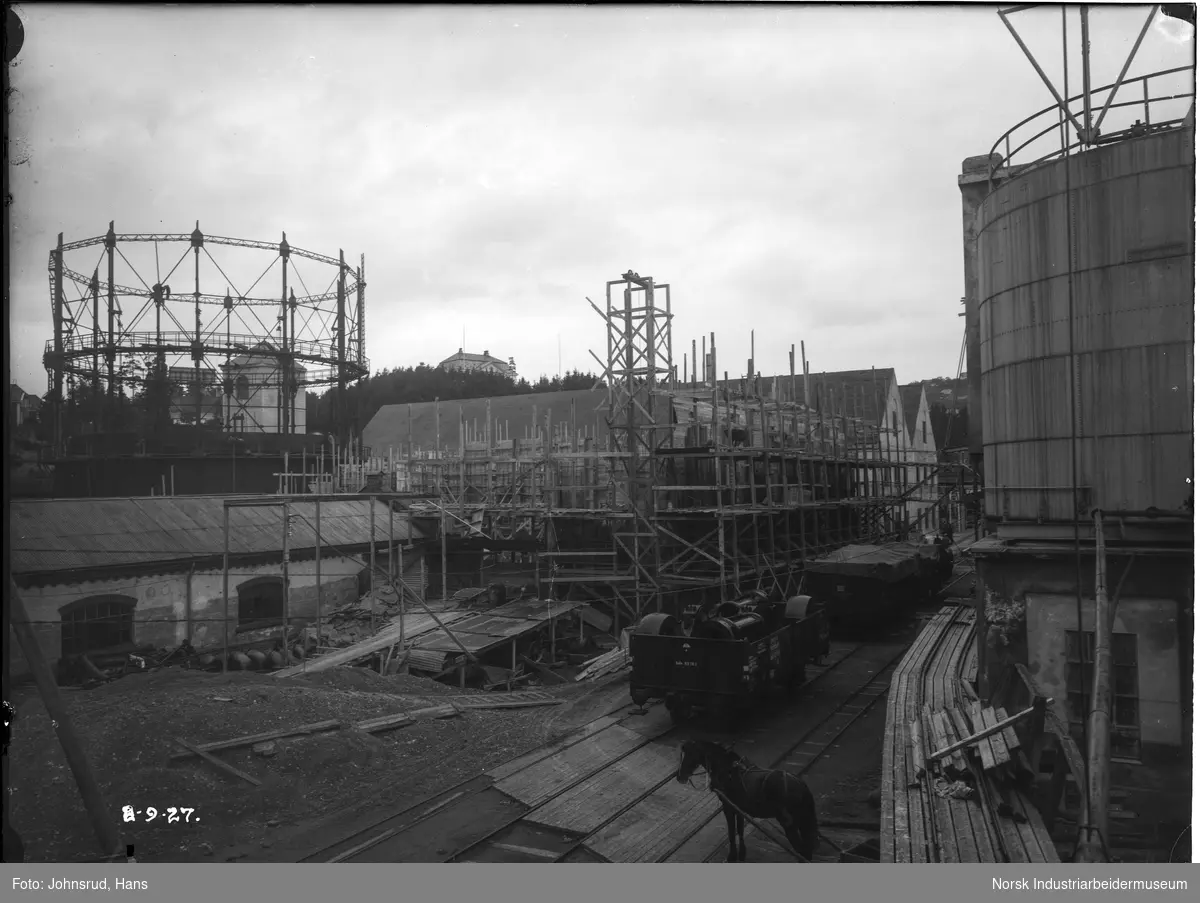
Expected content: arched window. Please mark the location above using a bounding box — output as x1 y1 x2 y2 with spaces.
236 576 285 631
60 595 137 657
236 375 250 401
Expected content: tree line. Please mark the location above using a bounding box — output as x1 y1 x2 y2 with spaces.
306 364 603 435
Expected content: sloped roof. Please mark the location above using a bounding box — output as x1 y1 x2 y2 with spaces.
220 340 308 374
439 349 510 367
363 387 610 453
11 384 30 404
900 382 925 439
10 496 426 579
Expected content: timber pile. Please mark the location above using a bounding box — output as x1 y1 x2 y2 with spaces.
881 604 1059 863
574 646 629 681
915 701 1026 782
275 611 471 677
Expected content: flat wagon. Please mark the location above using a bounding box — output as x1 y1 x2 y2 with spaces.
801 540 946 633
628 593 830 729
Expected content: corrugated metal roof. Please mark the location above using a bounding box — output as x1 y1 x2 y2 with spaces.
10 496 428 577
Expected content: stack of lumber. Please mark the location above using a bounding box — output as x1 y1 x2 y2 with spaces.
274 611 470 678
881 603 1059 863
574 646 629 681
916 700 1026 782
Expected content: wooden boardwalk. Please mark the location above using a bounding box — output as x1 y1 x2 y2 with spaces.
880 605 1059 862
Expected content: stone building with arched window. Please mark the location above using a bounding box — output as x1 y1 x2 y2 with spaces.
9 496 428 678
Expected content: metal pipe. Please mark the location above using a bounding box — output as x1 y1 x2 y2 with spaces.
1059 6 1093 862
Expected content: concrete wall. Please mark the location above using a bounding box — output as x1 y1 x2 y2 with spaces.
958 154 1004 480
977 550 1192 752
1025 593 1183 747
11 555 368 677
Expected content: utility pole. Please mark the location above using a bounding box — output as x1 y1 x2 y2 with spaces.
1076 508 1113 862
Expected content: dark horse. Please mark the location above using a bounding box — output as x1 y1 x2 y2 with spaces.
676 739 820 862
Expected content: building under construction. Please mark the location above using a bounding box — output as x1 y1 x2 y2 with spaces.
356 270 968 629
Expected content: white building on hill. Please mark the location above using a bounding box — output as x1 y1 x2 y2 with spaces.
438 349 517 379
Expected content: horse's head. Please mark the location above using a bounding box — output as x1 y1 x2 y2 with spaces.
677 739 737 787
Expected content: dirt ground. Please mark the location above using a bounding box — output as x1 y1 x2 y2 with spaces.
8 664 632 863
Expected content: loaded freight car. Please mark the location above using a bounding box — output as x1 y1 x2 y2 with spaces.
802 541 942 633
628 593 830 729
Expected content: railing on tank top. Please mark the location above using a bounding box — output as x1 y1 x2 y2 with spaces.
986 65 1195 188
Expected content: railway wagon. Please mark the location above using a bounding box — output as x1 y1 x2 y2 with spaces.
628 594 830 727
802 541 942 633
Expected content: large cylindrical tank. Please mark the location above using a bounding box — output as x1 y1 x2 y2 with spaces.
977 127 1194 527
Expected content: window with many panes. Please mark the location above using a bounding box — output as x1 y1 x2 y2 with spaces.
1064 629 1141 760
60 596 136 657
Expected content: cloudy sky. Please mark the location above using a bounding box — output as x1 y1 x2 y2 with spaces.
8 3 1194 397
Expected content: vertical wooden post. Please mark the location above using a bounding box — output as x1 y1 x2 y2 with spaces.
185 563 194 646
222 505 230 673
10 582 124 857
1078 508 1113 862
282 497 291 652
976 567 989 700
397 527 406 655
315 496 322 653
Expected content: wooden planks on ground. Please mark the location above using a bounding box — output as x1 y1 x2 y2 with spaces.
168 719 342 760
493 724 648 807
586 781 721 863
881 605 959 862
881 600 1060 864
523 742 679 835
174 737 262 786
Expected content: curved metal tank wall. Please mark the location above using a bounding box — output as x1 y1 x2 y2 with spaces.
976 127 1194 525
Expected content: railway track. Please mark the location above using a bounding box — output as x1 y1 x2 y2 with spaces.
303 634 909 863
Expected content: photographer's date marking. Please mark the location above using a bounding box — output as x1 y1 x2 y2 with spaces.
122 805 197 823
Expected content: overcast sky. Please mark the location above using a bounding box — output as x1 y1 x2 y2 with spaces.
8 3 1194 398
